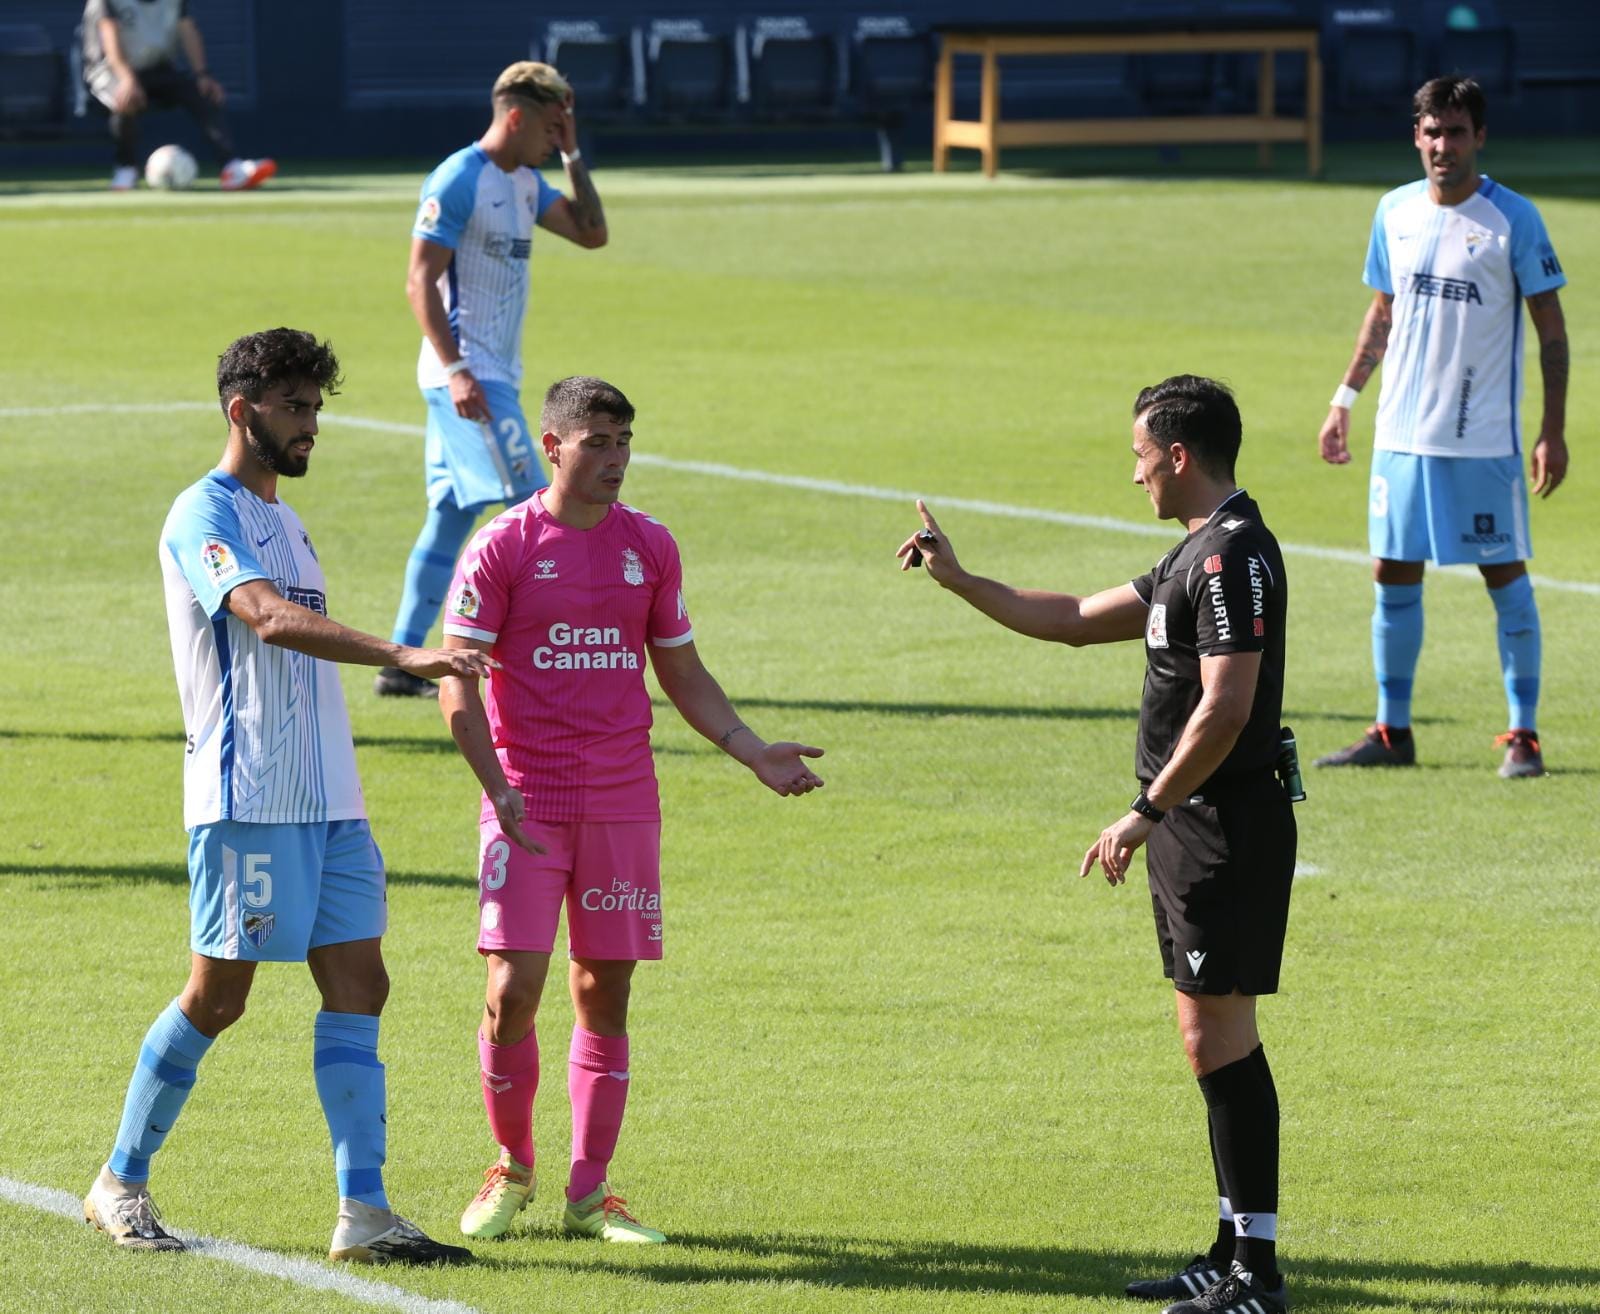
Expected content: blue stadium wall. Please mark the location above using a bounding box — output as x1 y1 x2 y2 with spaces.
3 0 1596 166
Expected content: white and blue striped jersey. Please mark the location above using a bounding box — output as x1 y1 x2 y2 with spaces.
160 471 365 829
413 144 562 391
1364 175 1565 458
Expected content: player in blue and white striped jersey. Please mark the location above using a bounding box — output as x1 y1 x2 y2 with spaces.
85 330 495 1264
1315 76 1569 779
376 60 609 698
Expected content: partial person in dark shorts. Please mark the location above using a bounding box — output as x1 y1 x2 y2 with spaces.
899 375 1296 1314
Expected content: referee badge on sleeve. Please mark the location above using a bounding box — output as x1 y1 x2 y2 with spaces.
1146 603 1169 649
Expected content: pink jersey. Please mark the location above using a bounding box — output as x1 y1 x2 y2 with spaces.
443 493 694 820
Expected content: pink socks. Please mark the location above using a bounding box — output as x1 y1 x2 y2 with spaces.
567 1026 630 1201
479 1029 539 1169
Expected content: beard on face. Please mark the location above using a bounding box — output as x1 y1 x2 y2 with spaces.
244 408 310 477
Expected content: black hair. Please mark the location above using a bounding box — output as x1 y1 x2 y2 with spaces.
216 328 342 413
541 376 635 433
1132 375 1241 480
1413 75 1486 133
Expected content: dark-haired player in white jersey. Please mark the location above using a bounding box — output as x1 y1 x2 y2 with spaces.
1315 76 1569 778
901 375 1295 1314
376 60 610 698
84 329 487 1264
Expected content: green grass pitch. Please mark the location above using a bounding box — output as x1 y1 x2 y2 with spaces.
1 142 1597 1312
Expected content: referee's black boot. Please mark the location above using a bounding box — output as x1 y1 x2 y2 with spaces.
1126 1255 1228 1301
1161 1262 1288 1314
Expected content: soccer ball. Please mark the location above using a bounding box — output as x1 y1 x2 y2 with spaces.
145 144 198 190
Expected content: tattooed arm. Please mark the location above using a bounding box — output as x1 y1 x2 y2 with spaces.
535 92 609 249
1526 288 1568 497
1318 291 1394 466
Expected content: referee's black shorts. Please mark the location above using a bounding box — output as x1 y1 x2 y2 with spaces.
1144 770 1296 996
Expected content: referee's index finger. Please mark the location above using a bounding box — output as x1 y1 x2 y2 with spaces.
915 498 942 533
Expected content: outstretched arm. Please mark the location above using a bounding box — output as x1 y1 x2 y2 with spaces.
1527 289 1569 497
896 500 1147 646
225 578 497 679
1319 290 1393 465
437 636 544 854
648 640 824 797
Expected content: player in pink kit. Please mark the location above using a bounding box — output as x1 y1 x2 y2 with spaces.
438 375 824 1244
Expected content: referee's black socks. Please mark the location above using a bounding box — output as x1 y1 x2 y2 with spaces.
1197 1044 1280 1281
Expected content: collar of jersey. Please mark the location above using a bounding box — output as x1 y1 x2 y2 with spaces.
533 489 617 531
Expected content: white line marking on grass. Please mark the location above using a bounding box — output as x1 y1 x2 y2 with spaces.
0 1175 483 1314
6 401 1598 597
1295 862 1323 878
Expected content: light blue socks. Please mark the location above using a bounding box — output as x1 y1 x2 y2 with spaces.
1489 574 1540 732
314 1011 389 1208
1372 582 1424 728
391 497 476 646
109 999 214 1183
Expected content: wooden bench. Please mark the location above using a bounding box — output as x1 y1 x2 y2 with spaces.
932 24 1322 178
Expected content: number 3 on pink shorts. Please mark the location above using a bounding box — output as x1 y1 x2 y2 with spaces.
482 839 510 891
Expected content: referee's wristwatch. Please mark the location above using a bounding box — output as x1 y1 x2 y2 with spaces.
1129 791 1165 823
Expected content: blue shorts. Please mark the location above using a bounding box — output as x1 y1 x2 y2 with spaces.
187 819 388 962
423 380 547 512
1368 450 1531 566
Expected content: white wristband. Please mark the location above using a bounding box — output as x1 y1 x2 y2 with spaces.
561 148 582 165
1330 384 1360 410
443 358 472 378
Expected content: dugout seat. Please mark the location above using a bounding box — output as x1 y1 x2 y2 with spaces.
645 18 736 118
542 20 636 119
1437 24 1517 98
848 17 933 171
745 17 838 118
0 23 66 138
1334 24 1418 110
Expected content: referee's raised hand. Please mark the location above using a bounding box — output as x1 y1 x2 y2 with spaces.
896 499 962 585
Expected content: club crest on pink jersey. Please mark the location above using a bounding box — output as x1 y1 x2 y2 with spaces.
622 548 644 586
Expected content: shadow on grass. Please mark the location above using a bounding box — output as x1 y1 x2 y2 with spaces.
0 861 471 889
470 1231 1600 1308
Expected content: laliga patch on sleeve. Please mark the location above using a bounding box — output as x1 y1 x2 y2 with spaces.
452 583 480 619
417 195 441 232
201 541 238 584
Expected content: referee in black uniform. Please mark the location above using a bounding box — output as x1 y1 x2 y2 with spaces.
899 376 1295 1314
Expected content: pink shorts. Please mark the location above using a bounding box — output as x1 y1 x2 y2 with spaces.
476 814 663 960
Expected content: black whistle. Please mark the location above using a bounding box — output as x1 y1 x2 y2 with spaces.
908 530 938 568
